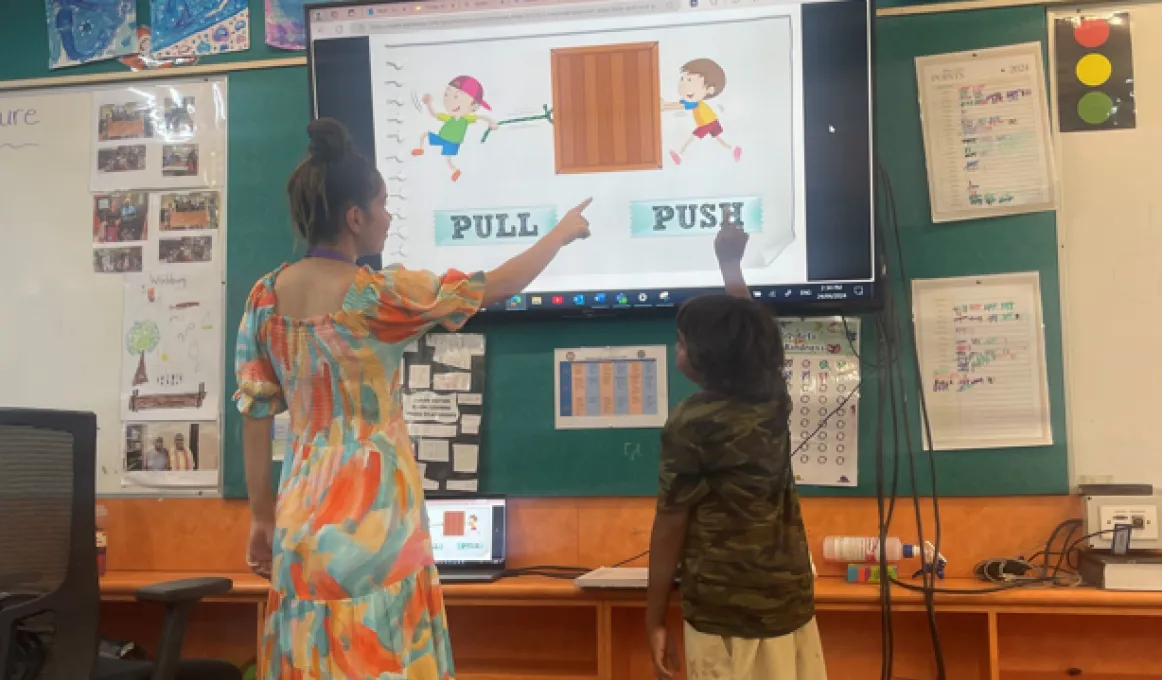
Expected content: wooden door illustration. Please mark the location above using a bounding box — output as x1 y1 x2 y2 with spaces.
550 42 662 174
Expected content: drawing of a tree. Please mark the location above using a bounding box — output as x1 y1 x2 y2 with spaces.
126 321 161 386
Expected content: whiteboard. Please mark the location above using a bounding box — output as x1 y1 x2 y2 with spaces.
0 79 227 496
1050 3 1162 488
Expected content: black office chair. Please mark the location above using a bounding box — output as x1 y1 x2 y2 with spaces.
0 409 243 680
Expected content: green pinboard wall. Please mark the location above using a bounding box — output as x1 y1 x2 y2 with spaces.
0 1 1068 498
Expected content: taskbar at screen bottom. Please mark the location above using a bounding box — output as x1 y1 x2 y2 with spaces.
478 282 875 314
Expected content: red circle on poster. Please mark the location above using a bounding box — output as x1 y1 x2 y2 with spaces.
1074 18 1111 48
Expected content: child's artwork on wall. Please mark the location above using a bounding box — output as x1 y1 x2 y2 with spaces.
120 269 223 421
149 0 250 59
266 0 311 50
45 0 138 69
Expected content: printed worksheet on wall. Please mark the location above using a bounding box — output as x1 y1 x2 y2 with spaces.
916 42 1057 223
912 272 1052 450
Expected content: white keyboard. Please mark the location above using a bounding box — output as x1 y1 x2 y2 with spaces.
574 567 649 589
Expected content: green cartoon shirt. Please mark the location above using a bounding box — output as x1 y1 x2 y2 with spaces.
436 113 478 144
657 391 814 639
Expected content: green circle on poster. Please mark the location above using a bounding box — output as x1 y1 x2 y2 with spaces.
1078 91 1114 124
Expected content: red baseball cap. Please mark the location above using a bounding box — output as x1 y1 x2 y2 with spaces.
448 75 491 111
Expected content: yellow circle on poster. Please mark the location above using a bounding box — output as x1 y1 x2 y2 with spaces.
1076 53 1113 87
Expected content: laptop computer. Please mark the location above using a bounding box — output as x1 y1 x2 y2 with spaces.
425 494 508 583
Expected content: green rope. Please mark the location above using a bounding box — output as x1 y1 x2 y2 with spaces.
480 104 553 143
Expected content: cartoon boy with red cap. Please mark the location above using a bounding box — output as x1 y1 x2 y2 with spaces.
413 75 499 181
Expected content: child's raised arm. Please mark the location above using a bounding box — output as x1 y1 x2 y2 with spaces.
714 224 749 299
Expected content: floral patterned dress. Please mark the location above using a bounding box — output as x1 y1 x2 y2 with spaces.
234 263 485 679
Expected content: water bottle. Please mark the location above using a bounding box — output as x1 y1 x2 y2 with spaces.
822 536 904 563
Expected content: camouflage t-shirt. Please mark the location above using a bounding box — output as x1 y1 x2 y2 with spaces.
657 391 814 639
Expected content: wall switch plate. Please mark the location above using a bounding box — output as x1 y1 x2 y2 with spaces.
1086 495 1162 549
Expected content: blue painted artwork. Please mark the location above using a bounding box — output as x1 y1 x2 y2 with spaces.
45 0 138 70
150 0 250 57
266 0 307 50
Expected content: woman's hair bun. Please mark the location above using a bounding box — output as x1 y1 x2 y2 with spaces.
306 118 353 163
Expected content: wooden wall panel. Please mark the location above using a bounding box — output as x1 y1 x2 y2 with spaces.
99 495 1080 579
551 42 661 174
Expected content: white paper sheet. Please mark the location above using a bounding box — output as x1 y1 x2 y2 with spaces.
408 423 459 438
446 479 479 492
457 393 483 405
916 42 1057 223
912 272 1052 450
408 363 431 390
417 438 451 462
404 391 459 423
780 318 861 487
428 334 485 355
120 270 222 420
453 443 480 473
271 413 290 461
460 414 482 435
433 371 472 391
434 348 473 370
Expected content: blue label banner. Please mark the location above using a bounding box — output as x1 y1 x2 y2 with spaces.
434 205 558 246
629 196 763 237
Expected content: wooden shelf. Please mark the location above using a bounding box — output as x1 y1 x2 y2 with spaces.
98 573 1162 678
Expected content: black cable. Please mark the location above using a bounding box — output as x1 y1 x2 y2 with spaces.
611 550 649 568
877 162 946 679
873 314 893 680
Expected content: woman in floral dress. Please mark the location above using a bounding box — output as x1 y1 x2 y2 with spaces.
235 118 591 678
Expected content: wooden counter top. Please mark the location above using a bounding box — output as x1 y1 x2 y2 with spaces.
100 571 1162 612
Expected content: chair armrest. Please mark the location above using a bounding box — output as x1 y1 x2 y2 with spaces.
141 578 233 680
135 577 233 605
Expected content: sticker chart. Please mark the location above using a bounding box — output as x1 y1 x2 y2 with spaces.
402 334 487 493
781 318 861 487
912 272 1052 451
916 43 1056 223
554 346 668 430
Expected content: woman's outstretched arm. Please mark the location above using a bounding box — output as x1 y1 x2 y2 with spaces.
481 198 592 306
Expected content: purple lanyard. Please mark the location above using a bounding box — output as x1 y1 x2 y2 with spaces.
306 247 354 263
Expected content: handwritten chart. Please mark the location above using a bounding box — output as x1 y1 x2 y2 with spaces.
555 346 668 429
916 43 1056 223
781 318 861 487
120 270 222 421
912 273 1052 450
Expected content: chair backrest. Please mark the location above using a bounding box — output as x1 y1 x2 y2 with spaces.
0 409 99 680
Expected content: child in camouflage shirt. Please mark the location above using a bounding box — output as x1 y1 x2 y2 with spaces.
645 223 826 680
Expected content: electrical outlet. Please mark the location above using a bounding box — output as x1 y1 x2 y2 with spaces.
1099 505 1159 541
1085 495 1162 550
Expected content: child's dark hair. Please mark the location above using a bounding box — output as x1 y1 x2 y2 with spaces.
287 118 382 245
677 295 785 402
682 58 727 99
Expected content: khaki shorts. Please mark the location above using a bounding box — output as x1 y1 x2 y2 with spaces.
684 617 827 680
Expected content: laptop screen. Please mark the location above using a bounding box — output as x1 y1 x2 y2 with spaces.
425 496 507 568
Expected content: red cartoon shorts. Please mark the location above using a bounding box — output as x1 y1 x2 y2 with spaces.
693 120 724 138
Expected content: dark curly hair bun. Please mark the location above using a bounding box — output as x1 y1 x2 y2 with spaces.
306 118 352 163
